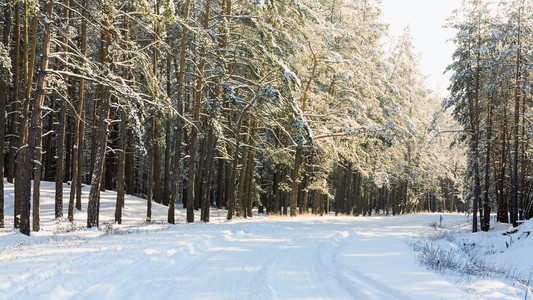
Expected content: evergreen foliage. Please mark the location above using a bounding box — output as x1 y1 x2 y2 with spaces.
2 0 509 235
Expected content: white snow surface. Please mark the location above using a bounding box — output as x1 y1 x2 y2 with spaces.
1 181 532 299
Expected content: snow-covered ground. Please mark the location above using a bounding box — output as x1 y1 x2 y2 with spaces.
1 181 532 299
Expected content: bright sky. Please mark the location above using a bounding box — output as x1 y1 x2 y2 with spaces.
379 0 463 95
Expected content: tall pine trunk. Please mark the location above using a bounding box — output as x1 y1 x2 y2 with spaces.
482 101 493 231
146 117 155 222
87 19 112 228
55 0 71 219
21 0 54 236
163 117 171 206
70 0 89 218
470 27 482 233
510 6 522 227
151 0 161 207
17 8 38 231
201 125 216 222
519 94 527 221
186 0 209 222
169 0 191 223
0 0 11 228
32 122 42 232
7 1 20 185
115 110 127 224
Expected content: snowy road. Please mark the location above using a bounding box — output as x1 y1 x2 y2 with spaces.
2 181 520 299
1 213 474 299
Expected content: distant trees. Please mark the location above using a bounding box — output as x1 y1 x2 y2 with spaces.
0 0 480 236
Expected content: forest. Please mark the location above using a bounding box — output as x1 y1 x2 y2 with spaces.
0 0 531 237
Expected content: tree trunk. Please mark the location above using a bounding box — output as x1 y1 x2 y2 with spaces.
0 0 11 228
43 94 55 182
169 0 191 223
146 117 155 222
290 146 302 216
151 0 161 206
162 33 172 208
32 124 42 232
163 117 171 206
55 0 71 219
187 0 210 222
227 106 254 220
201 126 217 222
195 136 207 210
75 0 89 212
55 92 66 219
245 120 258 217
17 7 38 231
482 101 493 231
90 85 99 183
510 6 521 227
470 28 482 232
7 1 20 185
353 171 361 215
216 157 224 209
273 169 281 214
21 0 54 236
153 120 161 205
115 110 127 224
69 0 89 215
497 103 508 222
87 19 112 229
236 124 250 217
125 128 135 195
520 93 527 221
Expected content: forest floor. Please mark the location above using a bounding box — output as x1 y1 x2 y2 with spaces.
1 181 532 299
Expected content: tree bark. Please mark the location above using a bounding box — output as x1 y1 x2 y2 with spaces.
7 1 20 185
163 117 171 206
216 157 224 209
236 118 250 216
43 94 55 182
115 110 127 224
17 7 38 231
21 0 54 236
76 0 89 212
32 124 42 232
186 0 209 222
245 120 258 217
55 93 66 218
519 92 527 221
201 126 217 222
0 0 11 228
169 0 191 223
196 137 207 210
510 5 522 227
69 0 89 218
469 27 482 232
290 146 302 216
87 19 112 228
146 117 155 222
482 100 493 231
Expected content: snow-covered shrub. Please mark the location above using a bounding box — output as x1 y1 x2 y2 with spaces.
414 242 459 271
410 220 533 287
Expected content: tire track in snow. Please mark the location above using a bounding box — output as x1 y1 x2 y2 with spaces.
318 229 412 299
166 225 282 299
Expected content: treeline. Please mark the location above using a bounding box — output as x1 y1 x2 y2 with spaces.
0 0 463 236
446 0 533 232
